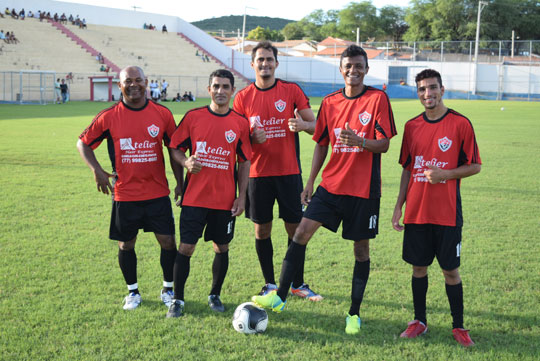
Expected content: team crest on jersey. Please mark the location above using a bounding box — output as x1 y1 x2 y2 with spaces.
250 115 263 129
274 99 286 112
147 124 159 138
359 111 371 126
196 141 207 154
225 130 236 143
438 137 452 152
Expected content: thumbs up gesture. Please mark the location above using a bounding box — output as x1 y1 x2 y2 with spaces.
288 108 308 133
339 122 361 147
185 152 203 174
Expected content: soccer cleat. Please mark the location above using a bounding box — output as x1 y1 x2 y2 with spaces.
345 314 361 335
400 320 428 338
453 328 475 347
252 292 286 313
123 292 141 310
258 283 278 296
208 295 225 313
290 283 323 301
166 299 185 318
160 289 174 308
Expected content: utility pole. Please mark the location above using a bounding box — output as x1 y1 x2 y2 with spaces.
472 0 488 95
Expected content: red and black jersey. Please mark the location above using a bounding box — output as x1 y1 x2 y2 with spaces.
233 79 311 177
169 106 251 211
313 86 397 199
79 100 176 202
399 109 482 227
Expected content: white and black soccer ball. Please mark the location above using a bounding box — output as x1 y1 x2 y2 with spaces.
232 302 268 334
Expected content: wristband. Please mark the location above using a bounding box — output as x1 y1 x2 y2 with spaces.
362 137 367 148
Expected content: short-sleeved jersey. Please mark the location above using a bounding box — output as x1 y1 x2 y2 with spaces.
399 109 482 227
313 86 397 199
169 106 252 211
79 100 176 202
233 79 311 178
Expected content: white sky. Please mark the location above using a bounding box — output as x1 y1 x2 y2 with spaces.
60 0 411 22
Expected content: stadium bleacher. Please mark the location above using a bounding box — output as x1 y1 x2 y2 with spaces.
0 16 248 100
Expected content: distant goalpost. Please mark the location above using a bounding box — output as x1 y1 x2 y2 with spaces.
0 70 56 104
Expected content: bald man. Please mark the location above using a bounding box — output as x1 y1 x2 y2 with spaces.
77 66 183 310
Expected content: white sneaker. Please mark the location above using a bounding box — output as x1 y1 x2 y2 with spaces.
123 292 142 310
160 289 174 308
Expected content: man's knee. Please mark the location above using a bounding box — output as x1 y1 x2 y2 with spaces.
293 218 320 245
118 238 136 251
213 243 229 254
178 243 196 257
442 268 461 284
254 222 272 239
155 233 176 250
412 265 428 278
353 240 370 262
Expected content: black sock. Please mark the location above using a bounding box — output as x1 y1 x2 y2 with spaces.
118 249 138 294
289 238 305 288
160 248 176 291
255 237 275 284
412 275 428 325
446 282 464 329
277 241 306 300
348 259 370 316
173 252 191 301
210 251 229 296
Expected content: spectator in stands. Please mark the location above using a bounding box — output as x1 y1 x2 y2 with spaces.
46 12 51 20
19 9 25 20
53 13 59 22
382 83 387 92
400 78 406 86
188 91 195 101
182 91 189 101
11 8 19 19
100 65 107 72
205 54 209 62
55 78 62 104
0 31 6 43
161 79 169 98
66 72 73 83
143 23 148 29
172 93 181 102
68 14 74 24
60 13 67 24
96 52 104 64
60 79 69 103
39 11 44 22
75 15 81 26
195 50 199 56
28 10 33 18
162 25 167 34
80 18 87 29
4 8 10 17
4 32 11 44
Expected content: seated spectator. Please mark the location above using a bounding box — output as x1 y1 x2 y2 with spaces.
9 32 19 44
60 13 67 24
182 91 189 101
5 32 11 44
143 23 148 29
39 11 44 22
3 8 9 17
205 54 209 62
100 64 107 72
53 13 59 22
68 14 73 23
0 31 5 42
11 8 19 19
172 93 181 102
188 91 195 101
399 78 406 86
80 18 87 29
27 10 33 18
195 50 199 56
162 24 167 34
46 12 51 20
19 8 25 20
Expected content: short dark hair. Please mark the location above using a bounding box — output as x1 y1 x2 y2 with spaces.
209 69 235 87
415 69 443 88
340 45 368 69
251 41 278 62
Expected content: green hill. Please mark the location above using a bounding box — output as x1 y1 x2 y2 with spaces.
191 15 293 36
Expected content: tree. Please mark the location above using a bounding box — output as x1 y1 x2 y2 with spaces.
247 26 284 42
337 1 380 41
378 6 408 42
282 22 305 40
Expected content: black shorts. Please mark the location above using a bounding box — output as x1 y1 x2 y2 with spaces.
303 186 379 240
180 206 235 245
245 174 303 224
403 224 462 270
109 196 175 242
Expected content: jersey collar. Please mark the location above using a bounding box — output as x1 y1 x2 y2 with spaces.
121 99 149 111
207 105 232 117
254 79 278 92
423 108 450 124
341 85 369 100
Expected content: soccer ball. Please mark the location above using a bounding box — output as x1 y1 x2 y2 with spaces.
500 107 505 111
232 302 268 334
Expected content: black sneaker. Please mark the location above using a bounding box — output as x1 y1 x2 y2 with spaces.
166 299 184 318
208 295 225 312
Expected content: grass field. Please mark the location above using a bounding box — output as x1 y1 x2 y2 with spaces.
0 98 539 361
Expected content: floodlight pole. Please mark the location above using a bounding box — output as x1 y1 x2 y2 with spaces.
241 6 256 54
473 0 488 94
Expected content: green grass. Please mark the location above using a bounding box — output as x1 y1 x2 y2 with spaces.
0 98 539 361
